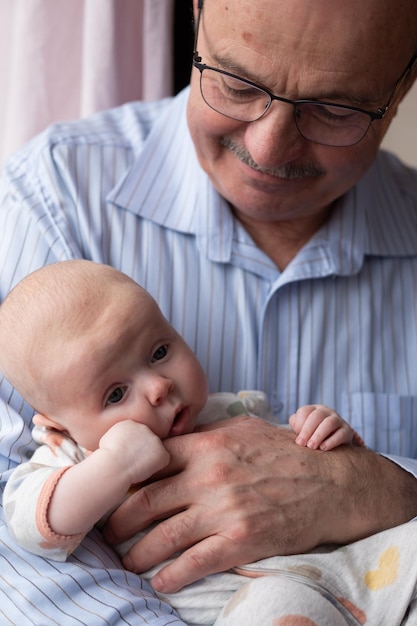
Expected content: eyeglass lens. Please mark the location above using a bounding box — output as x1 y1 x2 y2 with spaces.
199 68 372 147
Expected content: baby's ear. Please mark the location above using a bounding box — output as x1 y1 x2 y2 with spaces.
33 412 66 431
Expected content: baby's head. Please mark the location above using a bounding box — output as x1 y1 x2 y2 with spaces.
0 261 208 449
0 261 135 409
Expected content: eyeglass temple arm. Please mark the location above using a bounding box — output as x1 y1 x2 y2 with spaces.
379 54 417 116
193 1 204 63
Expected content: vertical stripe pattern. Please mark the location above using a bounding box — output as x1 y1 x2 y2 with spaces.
1 88 417 621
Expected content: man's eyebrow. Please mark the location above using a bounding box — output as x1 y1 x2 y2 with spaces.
210 51 263 84
209 51 381 107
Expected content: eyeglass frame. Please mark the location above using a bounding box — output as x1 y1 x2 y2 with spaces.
192 0 417 146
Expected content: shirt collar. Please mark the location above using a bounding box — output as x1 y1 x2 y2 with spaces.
361 150 417 258
288 153 417 282
107 89 417 277
107 88 234 263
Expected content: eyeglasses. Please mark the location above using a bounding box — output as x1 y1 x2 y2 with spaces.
192 4 417 147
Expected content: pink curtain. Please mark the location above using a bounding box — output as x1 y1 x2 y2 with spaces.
0 0 174 165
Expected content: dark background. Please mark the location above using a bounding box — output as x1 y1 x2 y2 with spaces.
174 0 195 93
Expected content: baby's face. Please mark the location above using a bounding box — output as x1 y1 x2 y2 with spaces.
47 289 208 451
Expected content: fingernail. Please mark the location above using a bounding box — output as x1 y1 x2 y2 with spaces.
151 575 164 591
122 554 132 571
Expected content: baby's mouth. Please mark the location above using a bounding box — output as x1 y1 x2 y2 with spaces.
169 406 190 437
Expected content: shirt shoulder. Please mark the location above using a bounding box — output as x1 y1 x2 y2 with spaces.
374 150 417 203
359 150 417 257
3 97 174 177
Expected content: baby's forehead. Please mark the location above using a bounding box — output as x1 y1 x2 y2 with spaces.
59 274 148 326
4 267 158 367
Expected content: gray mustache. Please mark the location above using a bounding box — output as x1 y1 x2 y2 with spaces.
219 137 325 180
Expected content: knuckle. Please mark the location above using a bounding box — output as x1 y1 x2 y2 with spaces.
157 513 197 547
136 484 156 514
227 520 252 544
198 428 230 450
208 460 234 484
187 546 218 572
185 537 232 574
325 415 338 427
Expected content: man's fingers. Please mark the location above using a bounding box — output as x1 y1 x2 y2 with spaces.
104 470 187 543
121 507 210 578
105 422 245 544
149 535 241 594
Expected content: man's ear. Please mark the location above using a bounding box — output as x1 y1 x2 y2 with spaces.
33 412 66 431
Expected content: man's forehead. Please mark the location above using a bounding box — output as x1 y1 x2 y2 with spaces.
204 0 417 79
205 0 416 41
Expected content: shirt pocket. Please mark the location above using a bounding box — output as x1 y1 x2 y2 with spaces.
342 392 417 457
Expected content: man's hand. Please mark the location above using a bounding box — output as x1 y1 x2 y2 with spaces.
103 416 417 593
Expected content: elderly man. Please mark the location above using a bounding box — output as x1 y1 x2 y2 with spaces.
0 0 417 623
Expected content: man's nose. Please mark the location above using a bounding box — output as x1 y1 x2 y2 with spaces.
243 101 305 169
146 375 174 406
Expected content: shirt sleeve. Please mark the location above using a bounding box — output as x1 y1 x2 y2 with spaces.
4 461 86 561
382 454 417 478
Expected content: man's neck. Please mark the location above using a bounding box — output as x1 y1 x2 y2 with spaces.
235 208 333 271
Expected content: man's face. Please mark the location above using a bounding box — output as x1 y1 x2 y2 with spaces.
187 0 414 226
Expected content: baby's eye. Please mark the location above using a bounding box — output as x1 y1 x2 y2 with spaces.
151 344 168 362
106 386 126 404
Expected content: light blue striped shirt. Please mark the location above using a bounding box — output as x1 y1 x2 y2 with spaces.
1 86 417 623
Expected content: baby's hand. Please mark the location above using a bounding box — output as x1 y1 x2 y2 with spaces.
99 420 170 484
289 404 363 451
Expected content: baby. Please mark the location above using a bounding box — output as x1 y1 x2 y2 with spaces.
2 260 411 626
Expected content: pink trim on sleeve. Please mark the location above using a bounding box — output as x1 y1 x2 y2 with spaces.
36 466 86 552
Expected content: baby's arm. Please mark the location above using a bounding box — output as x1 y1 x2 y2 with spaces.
48 420 170 536
289 404 365 451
